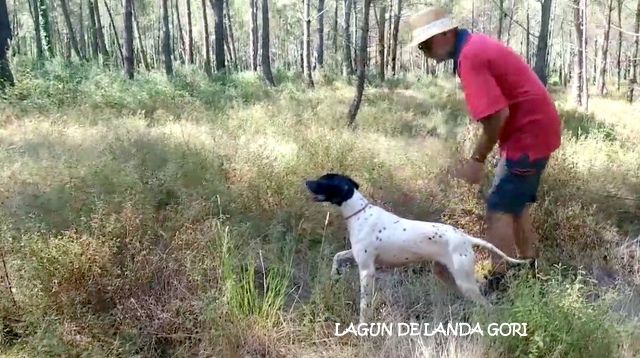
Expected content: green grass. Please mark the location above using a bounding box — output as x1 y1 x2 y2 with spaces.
0 58 639 357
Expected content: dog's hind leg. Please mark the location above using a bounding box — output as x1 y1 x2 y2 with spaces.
331 250 355 281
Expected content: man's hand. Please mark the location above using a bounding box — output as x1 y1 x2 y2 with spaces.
451 106 509 185
452 158 484 185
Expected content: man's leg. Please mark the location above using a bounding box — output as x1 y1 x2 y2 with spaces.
483 156 525 291
486 212 518 275
514 205 538 259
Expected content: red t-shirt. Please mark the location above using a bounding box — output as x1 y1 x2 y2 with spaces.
457 33 561 161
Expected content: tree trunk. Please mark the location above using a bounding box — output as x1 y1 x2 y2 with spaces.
534 0 552 86
497 0 504 40
525 0 530 65
175 0 186 64
210 0 225 72
628 0 640 103
347 0 371 128
505 0 515 46
102 0 123 65
59 0 83 60
261 0 275 85
93 0 108 59
303 0 314 87
582 0 589 110
162 0 173 76
37 0 54 58
616 0 622 91
352 0 357 67
377 2 386 82
597 0 614 95
78 0 86 58
132 0 149 70
0 0 14 90
30 0 44 59
343 0 353 76
186 0 194 64
250 0 258 71
123 0 134 79
316 0 325 69
224 0 237 69
572 0 584 107
333 0 338 55
592 37 598 85
391 0 401 76
87 0 98 59
201 0 212 77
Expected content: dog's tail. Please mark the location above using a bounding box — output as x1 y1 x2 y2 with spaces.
466 235 531 265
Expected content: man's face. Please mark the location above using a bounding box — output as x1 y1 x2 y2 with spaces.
418 30 455 62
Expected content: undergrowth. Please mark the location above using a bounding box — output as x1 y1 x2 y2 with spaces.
0 58 638 357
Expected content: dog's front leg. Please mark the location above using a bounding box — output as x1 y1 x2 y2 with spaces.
331 250 355 281
358 261 376 324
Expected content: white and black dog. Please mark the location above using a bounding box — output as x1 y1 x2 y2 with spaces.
304 173 531 323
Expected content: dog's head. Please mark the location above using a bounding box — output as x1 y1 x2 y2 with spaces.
304 173 360 206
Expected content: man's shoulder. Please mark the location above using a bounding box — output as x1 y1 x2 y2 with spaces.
460 33 508 59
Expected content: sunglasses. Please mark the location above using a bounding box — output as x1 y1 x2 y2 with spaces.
417 39 432 53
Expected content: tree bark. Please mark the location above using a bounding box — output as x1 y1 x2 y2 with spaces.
201 0 212 77
316 0 325 69
597 0 614 95
525 0 530 65
131 0 149 70
162 0 173 76
333 0 338 55
616 0 622 91
59 0 83 60
123 0 134 79
303 0 314 87
0 0 14 90
250 0 258 71
534 0 552 86
261 0 275 85
30 0 44 59
572 0 584 107
377 2 386 82
37 0 54 58
391 0 401 76
497 0 504 40
210 0 225 72
87 0 98 59
224 0 237 70
186 0 194 64
102 0 123 65
93 0 108 59
347 0 371 128
175 0 186 63
627 0 640 103
343 0 353 76
78 0 86 58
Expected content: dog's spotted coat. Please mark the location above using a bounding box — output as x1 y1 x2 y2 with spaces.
305 173 531 324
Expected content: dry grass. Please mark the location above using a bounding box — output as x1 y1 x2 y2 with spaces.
0 60 638 357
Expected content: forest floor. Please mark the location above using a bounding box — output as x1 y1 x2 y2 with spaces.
1 59 639 357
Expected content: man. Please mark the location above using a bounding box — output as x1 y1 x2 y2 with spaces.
406 7 561 292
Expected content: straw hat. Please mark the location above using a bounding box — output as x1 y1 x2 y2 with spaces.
407 7 458 48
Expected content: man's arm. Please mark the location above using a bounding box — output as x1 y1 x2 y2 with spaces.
471 107 509 163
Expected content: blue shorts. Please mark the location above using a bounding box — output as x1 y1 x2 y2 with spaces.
486 154 549 216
